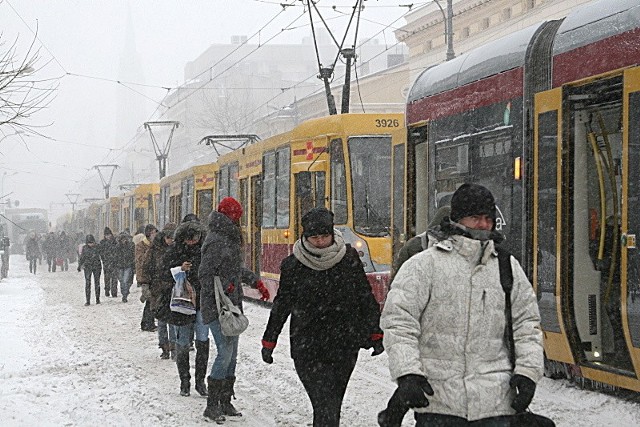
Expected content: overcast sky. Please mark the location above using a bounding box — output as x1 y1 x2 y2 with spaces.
0 0 414 223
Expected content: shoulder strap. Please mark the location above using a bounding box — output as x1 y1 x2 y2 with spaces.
419 232 428 250
496 246 515 369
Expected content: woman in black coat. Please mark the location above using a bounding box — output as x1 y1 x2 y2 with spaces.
77 234 102 306
261 207 384 427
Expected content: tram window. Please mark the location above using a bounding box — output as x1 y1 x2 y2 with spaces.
197 189 213 222
275 147 290 228
182 177 194 215
330 139 348 224
627 91 640 348
537 110 561 333
315 172 326 208
436 139 468 180
349 136 392 237
218 167 229 202
229 163 239 200
392 144 405 237
262 151 276 228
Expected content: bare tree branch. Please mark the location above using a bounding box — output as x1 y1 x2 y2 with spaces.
0 27 58 136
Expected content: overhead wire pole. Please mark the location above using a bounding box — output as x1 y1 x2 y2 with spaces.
198 134 260 157
65 193 80 227
307 0 337 115
144 121 180 180
433 0 455 61
93 165 119 199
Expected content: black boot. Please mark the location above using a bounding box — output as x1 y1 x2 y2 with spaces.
160 343 170 360
221 376 242 417
176 345 191 397
203 378 226 423
195 340 210 397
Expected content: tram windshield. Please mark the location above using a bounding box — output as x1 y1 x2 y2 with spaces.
348 136 392 237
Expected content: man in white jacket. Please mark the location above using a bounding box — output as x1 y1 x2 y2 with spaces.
380 183 543 426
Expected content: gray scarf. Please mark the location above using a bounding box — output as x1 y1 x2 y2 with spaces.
293 229 347 271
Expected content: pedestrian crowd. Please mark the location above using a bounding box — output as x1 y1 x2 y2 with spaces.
63 186 548 426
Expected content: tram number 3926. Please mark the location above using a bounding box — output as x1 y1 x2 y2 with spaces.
375 118 400 128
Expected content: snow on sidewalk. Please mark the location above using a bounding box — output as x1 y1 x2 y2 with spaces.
1 254 639 426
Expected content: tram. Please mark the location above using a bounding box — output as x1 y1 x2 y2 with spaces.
120 183 160 234
403 0 640 391
158 164 218 226
216 113 403 304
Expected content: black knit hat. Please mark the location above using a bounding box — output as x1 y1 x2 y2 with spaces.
144 224 157 238
450 184 496 226
302 207 334 238
85 234 96 244
104 227 113 236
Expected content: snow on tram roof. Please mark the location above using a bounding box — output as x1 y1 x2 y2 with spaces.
553 0 640 56
407 22 545 104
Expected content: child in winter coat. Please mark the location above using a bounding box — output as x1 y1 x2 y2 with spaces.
78 234 102 306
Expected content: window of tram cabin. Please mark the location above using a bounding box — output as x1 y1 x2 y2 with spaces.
348 135 392 236
261 147 290 228
196 189 213 222
392 143 405 240
330 138 348 224
218 163 239 203
182 177 195 215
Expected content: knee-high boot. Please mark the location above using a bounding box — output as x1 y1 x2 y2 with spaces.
203 378 226 423
176 345 191 396
221 376 242 417
195 339 209 396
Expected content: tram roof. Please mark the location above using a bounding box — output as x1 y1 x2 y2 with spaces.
407 22 544 104
552 0 640 56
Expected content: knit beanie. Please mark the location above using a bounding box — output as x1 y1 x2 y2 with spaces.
162 222 177 237
218 197 243 223
144 224 157 238
85 234 96 244
104 227 113 236
182 213 199 223
301 207 334 238
450 183 496 227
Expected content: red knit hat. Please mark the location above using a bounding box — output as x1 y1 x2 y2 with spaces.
218 197 243 222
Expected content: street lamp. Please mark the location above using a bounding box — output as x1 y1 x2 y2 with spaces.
433 0 455 61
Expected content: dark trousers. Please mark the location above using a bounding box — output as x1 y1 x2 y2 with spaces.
84 268 101 303
293 354 358 427
103 266 118 297
415 413 511 427
29 258 37 274
141 300 156 329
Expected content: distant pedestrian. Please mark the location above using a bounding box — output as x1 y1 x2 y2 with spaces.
136 224 158 331
25 232 41 274
99 227 118 298
78 234 102 306
115 232 135 302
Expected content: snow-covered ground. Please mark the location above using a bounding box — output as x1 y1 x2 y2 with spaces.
1 254 639 426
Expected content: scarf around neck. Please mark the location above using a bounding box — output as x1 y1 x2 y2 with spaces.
293 229 347 271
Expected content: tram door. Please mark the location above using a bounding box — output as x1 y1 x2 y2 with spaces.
294 171 326 240
250 175 262 275
623 66 640 372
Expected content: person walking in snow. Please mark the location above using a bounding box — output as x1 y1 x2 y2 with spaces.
160 220 209 398
43 231 58 272
25 232 41 274
115 231 135 303
136 224 158 332
78 234 102 306
144 222 177 360
380 183 543 426
261 206 383 427
99 227 119 298
199 197 269 423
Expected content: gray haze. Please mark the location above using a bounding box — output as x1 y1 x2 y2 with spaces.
0 0 409 221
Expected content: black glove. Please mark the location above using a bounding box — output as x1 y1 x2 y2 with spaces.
377 388 409 427
510 374 536 413
371 339 384 356
396 374 434 408
261 347 274 364
77 266 81 272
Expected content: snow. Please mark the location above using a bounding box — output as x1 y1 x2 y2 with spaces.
1 255 639 426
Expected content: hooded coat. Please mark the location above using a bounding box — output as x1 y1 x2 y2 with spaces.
381 235 543 421
158 221 205 326
199 211 258 325
143 231 173 317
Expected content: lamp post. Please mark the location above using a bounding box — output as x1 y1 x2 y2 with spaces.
433 0 455 61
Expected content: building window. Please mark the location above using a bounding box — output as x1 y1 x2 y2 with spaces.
462 27 470 39
502 8 512 21
424 40 433 52
481 17 490 30
525 0 536 10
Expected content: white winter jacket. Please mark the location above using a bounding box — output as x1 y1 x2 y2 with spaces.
381 235 543 421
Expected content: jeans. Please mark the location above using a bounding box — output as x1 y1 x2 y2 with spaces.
103 266 118 297
158 319 176 347
84 268 101 303
208 318 238 380
118 267 133 298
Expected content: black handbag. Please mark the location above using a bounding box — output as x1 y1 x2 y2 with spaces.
497 248 556 427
